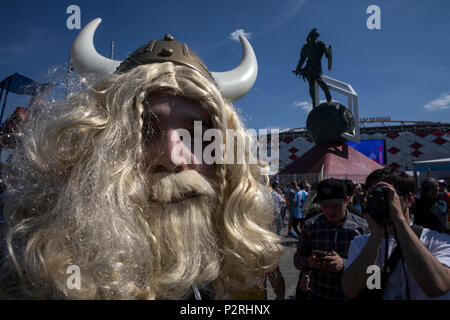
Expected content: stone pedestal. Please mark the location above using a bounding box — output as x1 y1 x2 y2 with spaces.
306 101 355 145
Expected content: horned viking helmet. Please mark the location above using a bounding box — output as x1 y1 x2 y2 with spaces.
70 18 258 102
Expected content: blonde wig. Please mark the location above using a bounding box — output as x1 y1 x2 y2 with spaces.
0 62 282 299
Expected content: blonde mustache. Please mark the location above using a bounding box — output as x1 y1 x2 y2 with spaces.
146 170 216 203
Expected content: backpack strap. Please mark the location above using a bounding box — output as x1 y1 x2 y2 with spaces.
380 243 401 291
411 224 424 239
380 224 424 298
356 224 424 300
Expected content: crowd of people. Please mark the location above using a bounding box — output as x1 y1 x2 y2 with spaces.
269 172 450 300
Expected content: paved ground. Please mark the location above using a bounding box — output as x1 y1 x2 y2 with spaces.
267 215 300 300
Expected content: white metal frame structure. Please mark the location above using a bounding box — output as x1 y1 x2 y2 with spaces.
314 75 360 143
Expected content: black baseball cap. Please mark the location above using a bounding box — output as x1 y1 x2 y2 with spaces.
313 178 349 205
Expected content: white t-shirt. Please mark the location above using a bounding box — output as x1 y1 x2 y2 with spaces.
345 228 450 300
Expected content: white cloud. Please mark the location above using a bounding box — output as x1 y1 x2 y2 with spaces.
293 100 312 112
423 93 450 111
229 29 252 41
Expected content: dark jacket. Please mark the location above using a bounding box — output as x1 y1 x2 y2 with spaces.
412 196 447 233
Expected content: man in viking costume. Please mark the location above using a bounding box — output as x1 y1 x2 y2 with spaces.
0 18 282 299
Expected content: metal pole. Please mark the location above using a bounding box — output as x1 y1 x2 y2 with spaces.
314 81 319 106
0 85 4 110
0 75 14 125
0 81 4 158
65 54 71 98
110 40 115 59
0 75 14 161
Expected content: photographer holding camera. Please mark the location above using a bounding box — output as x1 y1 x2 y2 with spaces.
342 168 450 300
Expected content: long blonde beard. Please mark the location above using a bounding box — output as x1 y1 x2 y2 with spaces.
145 170 221 299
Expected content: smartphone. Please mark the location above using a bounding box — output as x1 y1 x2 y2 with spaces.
312 249 328 257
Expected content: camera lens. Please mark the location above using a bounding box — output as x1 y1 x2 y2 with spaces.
365 187 388 224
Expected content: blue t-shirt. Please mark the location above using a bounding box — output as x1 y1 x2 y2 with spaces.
293 190 307 218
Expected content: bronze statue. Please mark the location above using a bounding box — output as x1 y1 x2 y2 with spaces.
293 28 332 107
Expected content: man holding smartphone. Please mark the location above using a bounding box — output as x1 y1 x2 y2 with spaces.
294 178 369 300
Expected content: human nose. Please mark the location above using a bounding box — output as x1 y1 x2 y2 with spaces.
149 129 190 173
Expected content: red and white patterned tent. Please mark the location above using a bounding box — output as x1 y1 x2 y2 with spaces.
271 121 450 174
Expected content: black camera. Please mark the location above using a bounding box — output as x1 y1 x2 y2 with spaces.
365 186 390 224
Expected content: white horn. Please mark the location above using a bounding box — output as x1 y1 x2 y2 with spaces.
70 18 121 76
211 35 258 102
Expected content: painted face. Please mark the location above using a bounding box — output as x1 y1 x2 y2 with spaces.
141 95 217 180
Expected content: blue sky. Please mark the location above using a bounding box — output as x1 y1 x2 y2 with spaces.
1 0 449 130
